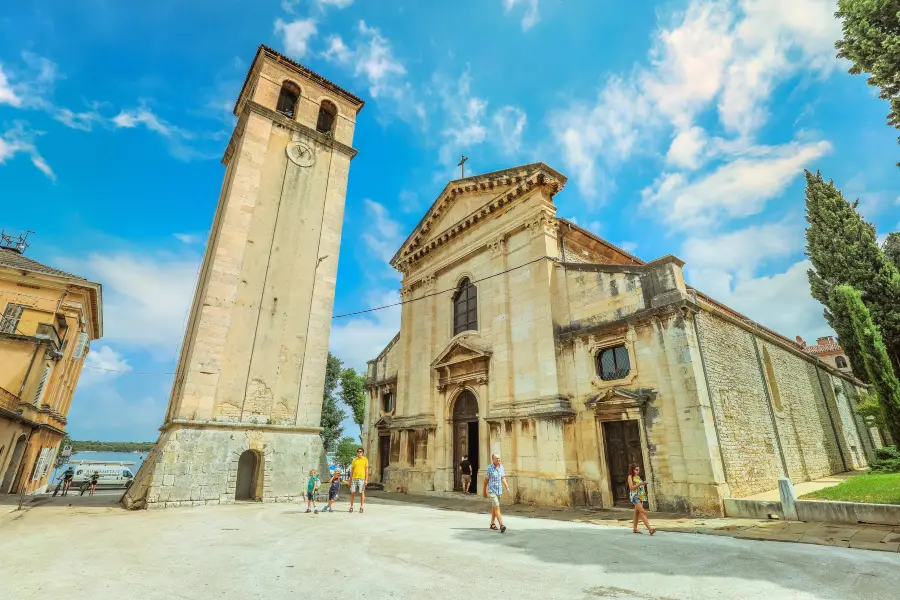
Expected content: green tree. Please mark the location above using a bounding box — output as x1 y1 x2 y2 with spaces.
884 232 900 271
334 436 359 470
836 1 900 163
320 352 345 452
54 434 73 468
833 285 900 444
804 170 900 377
339 367 367 442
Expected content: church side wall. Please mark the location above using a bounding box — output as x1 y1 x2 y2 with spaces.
695 310 866 498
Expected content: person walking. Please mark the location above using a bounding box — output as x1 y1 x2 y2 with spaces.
325 469 341 513
348 447 368 514
627 464 655 535
305 469 320 514
483 453 511 533
459 454 472 494
88 471 100 496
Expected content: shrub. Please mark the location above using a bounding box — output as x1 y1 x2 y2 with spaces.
870 458 900 474
874 445 900 462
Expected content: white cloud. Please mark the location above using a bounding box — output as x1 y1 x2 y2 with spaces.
330 289 401 372
80 345 133 387
619 241 638 253
493 106 527 155
361 200 404 272
274 18 318 59
0 65 22 107
503 0 541 31
318 0 353 7
550 0 844 199
67 382 167 442
112 107 191 138
0 122 55 181
694 259 832 341
324 22 425 124
642 140 831 231
54 107 103 131
173 233 204 245
65 251 201 360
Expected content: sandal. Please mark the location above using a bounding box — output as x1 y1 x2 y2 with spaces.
632 529 643 534
500 525 507 533
490 524 498 530
649 528 656 535
349 507 354 513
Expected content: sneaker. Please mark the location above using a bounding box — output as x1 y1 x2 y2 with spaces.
305 509 311 513
314 509 318 514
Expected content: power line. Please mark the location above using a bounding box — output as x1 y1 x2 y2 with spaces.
59 255 561 375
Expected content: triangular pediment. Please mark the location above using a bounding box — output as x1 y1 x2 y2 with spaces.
431 336 492 369
391 163 567 272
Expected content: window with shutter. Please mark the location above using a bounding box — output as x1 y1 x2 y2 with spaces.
1 303 24 334
34 366 51 406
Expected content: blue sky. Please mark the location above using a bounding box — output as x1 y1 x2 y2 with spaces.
2 0 899 442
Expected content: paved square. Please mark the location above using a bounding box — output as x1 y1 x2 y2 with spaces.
1 496 898 600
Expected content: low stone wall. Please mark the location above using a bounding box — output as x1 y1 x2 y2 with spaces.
723 498 900 526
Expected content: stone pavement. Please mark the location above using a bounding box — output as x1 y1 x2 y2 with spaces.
2 493 899 600
367 490 900 553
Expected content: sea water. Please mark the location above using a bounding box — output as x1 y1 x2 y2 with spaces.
49 451 147 484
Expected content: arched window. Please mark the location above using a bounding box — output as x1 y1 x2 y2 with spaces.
275 82 300 118
835 356 848 369
452 278 477 335
596 345 630 381
762 346 783 411
316 99 337 134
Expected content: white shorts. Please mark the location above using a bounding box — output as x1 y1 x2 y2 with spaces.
351 478 366 493
488 492 501 507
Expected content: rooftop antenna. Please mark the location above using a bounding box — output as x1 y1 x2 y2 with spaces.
457 155 468 179
0 230 33 254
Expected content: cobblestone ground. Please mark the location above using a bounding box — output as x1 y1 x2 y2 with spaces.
1 493 898 600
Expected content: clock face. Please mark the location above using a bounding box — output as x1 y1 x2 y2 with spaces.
286 141 315 167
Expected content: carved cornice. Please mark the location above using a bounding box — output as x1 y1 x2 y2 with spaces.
486 234 508 257
484 395 575 421
585 387 657 418
525 209 559 240
392 163 567 272
388 414 437 430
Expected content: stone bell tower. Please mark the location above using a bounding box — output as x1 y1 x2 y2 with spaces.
124 46 364 509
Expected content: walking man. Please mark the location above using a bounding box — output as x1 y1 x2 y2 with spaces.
459 454 472 494
483 453 511 533
348 447 368 514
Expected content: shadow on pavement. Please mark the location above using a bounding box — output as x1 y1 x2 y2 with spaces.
449 525 896 598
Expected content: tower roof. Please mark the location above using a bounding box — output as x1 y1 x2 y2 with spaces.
233 45 365 117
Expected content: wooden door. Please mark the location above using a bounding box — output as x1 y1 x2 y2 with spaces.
379 435 390 481
603 420 646 507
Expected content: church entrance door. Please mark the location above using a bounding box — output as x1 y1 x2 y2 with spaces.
452 391 479 493
378 434 391 481
602 420 645 507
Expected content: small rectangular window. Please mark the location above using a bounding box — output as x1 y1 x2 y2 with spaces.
596 345 631 381
1 303 24 334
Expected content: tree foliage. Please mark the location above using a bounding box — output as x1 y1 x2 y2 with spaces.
320 352 345 452
804 170 900 378
69 440 154 453
339 367 367 441
833 284 900 444
884 232 900 271
836 1 900 162
334 436 359 470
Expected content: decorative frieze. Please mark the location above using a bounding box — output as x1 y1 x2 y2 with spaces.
525 210 559 240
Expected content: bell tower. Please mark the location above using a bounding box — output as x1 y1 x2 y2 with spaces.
124 46 364 509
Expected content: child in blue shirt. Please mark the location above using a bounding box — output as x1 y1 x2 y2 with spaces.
306 469 320 514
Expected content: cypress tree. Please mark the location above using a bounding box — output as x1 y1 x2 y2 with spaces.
884 232 900 270
320 352 346 452
804 170 900 377
833 285 900 444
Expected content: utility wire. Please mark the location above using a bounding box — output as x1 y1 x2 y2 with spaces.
48 255 561 375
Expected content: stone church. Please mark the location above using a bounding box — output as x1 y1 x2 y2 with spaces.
363 163 883 514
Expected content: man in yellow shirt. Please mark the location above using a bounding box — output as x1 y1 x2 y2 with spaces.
349 447 369 513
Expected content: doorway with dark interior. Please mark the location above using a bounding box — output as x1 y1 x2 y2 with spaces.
378 434 390 481
235 449 260 501
452 390 479 493
602 419 646 507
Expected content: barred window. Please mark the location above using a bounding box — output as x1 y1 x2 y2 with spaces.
835 356 848 369
596 345 630 381
452 278 477 335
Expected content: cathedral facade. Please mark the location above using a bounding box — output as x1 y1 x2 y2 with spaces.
363 163 882 514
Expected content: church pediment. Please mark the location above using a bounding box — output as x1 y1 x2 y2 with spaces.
432 335 492 392
431 336 492 369
391 163 567 274
585 387 657 418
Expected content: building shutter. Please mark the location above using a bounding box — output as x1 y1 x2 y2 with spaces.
32 448 51 481
34 366 52 406
1 303 23 334
72 332 89 360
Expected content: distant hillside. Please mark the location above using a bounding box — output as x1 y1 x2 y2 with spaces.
71 440 155 453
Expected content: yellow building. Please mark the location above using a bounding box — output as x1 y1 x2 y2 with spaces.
0 234 102 496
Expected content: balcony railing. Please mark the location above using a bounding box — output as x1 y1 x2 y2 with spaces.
34 322 62 351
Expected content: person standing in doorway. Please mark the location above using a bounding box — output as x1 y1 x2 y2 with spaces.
627 464 655 535
459 454 472 494
348 448 368 514
483 453 511 533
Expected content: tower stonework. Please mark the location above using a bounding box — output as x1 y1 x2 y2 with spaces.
124 46 364 509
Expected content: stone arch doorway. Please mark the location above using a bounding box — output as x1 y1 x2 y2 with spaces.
452 390 479 493
235 450 262 501
1 434 27 494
